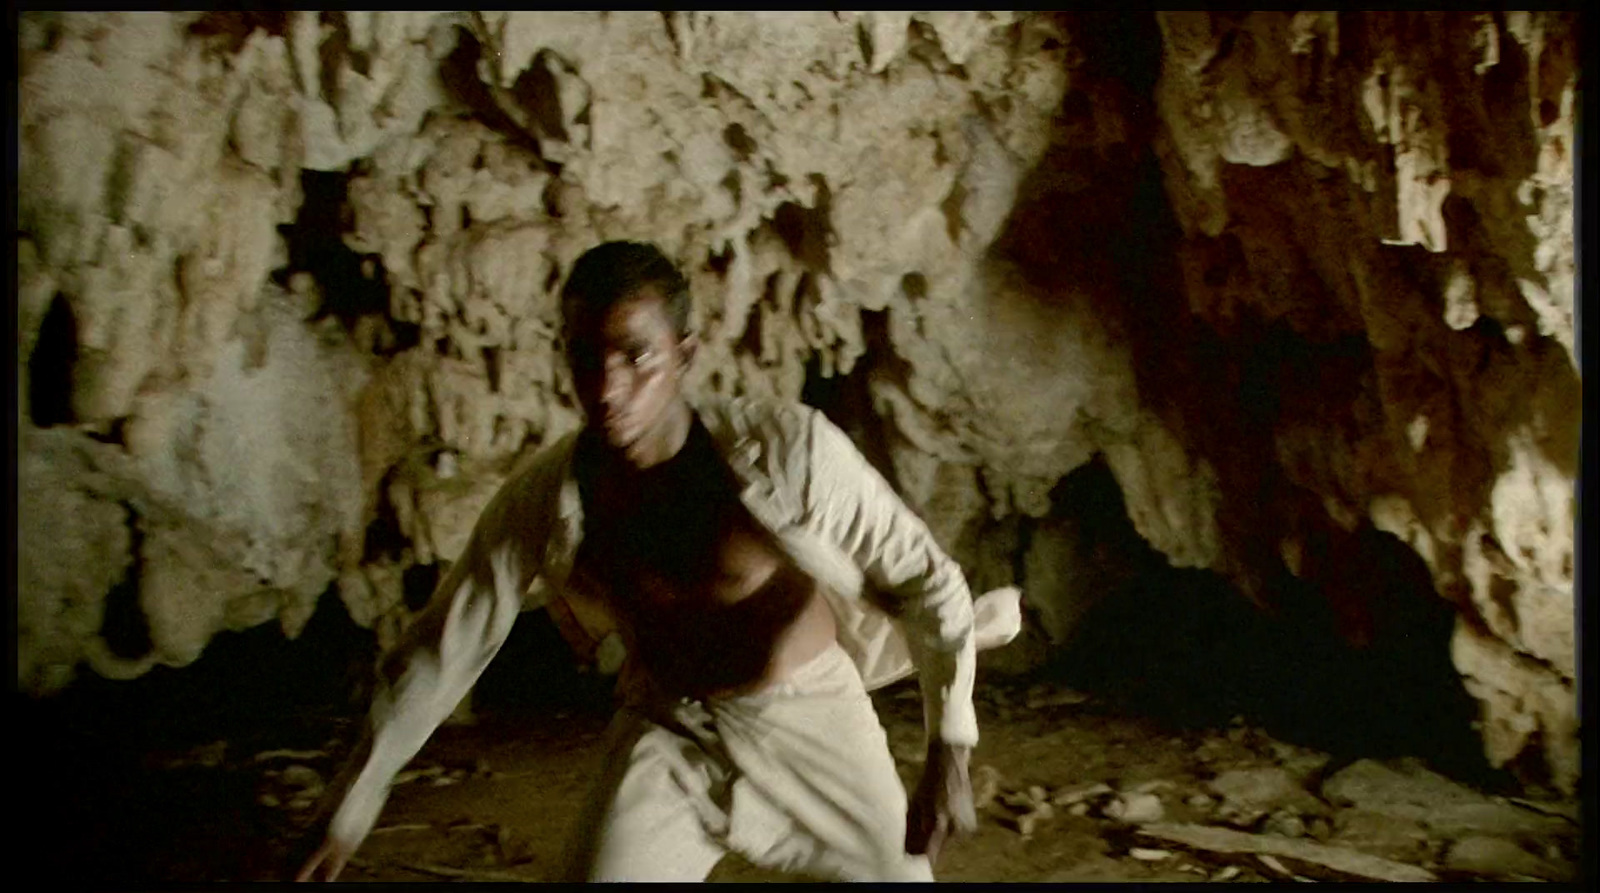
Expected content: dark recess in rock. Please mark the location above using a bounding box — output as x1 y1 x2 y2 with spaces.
28 292 79 428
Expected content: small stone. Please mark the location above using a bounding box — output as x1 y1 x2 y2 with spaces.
1264 809 1307 838
1257 854 1291 876
253 748 328 763
258 793 281 807
1129 847 1173 861
396 766 445 784
1069 802 1090 816
433 775 460 786
1186 793 1216 809
973 765 1003 809
1446 835 1570 881
436 451 458 479
280 765 324 789
190 740 227 768
1105 792 1165 824
1051 782 1113 807
1213 865 1241 881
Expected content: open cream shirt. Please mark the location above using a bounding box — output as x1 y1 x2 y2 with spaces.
329 396 1021 846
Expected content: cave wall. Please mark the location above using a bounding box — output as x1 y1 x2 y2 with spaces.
14 12 1580 792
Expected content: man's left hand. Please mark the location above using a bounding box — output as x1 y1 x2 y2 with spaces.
905 742 977 866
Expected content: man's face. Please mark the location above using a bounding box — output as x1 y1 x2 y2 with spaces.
566 288 691 454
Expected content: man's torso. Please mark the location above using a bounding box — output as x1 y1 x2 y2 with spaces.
569 414 838 700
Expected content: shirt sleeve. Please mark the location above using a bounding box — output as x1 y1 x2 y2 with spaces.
800 407 979 748
327 454 557 846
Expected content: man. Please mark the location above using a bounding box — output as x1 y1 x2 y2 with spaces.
296 241 1021 882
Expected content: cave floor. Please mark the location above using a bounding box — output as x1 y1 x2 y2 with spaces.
31 677 1581 885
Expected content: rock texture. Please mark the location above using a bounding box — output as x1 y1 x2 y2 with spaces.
15 12 1579 792
1144 11 1580 792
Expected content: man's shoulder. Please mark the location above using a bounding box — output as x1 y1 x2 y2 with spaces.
497 426 582 502
695 392 819 446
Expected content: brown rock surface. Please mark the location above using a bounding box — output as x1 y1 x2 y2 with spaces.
16 11 1579 792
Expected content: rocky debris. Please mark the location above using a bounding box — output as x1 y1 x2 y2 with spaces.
14 9 1580 797
1262 809 1306 839
347 857 535 883
1444 835 1573 882
1206 766 1330 828
1023 683 1091 710
252 748 329 763
161 739 229 770
1325 808 1434 863
972 764 1004 810
1138 822 1437 883
370 822 433 835
1320 758 1569 842
1104 791 1165 824
1049 781 1113 809
258 763 324 810
995 785 1057 837
970 714 1575 885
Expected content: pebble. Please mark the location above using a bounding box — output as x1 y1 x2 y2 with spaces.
1129 847 1173 861
1264 809 1306 839
1051 782 1112 807
1256 854 1290 876
1105 792 1165 824
973 765 1003 809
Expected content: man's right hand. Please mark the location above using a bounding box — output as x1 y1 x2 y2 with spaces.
295 836 357 882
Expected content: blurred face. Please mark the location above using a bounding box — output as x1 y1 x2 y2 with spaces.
566 288 694 465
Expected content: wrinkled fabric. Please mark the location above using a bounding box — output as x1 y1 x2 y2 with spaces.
330 396 1019 848
562 642 934 882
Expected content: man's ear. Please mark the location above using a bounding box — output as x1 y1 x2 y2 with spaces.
677 333 699 371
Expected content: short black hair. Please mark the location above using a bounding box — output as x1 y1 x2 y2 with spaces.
560 241 692 339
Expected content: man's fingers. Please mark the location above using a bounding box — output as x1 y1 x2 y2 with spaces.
952 796 979 834
294 841 349 882
905 805 950 857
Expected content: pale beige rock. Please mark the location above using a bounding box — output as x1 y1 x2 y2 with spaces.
1446 835 1572 882
1208 767 1329 819
1322 758 1572 843
13 12 1579 796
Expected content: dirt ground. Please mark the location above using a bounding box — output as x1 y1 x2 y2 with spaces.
23 670 1583 885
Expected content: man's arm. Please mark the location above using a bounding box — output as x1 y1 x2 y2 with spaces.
799 408 978 748
299 453 559 878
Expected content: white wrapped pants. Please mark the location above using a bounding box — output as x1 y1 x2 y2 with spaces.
562 642 934 882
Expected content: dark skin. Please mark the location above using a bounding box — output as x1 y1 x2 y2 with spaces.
296 287 974 880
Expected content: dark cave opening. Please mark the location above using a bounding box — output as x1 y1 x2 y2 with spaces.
28 292 79 428
799 309 902 487
1033 456 1512 793
97 505 153 661
472 609 617 716
272 169 418 356
19 583 381 879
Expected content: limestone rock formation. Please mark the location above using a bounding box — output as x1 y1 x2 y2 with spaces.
15 12 1579 792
